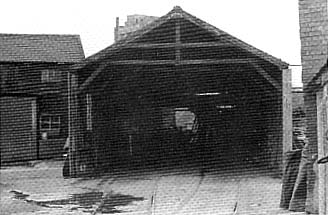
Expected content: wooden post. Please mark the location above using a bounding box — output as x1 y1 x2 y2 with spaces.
282 69 293 172
322 83 328 214
175 19 181 64
68 72 79 177
317 83 328 215
325 83 328 215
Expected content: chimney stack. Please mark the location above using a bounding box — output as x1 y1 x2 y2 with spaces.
114 17 120 42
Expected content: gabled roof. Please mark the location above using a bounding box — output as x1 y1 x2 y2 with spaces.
76 6 288 70
0 34 85 63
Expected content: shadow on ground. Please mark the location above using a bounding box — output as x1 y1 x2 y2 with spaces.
10 190 144 214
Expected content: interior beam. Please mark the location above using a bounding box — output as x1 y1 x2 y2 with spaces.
282 68 293 158
108 59 257 65
78 63 108 94
175 19 181 64
251 63 282 91
122 41 232 49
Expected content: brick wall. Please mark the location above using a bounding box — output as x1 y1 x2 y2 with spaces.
299 1 328 213
299 0 328 154
114 15 158 42
299 0 328 87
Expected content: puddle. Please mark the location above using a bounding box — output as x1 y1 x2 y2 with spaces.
100 193 144 213
10 190 29 200
10 190 144 213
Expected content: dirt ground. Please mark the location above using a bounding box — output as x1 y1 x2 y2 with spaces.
0 159 306 215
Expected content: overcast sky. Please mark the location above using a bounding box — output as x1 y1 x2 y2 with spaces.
0 0 302 86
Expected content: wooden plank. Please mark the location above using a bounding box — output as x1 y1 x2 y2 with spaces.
175 19 181 64
109 59 174 65
251 63 282 91
324 86 328 214
78 63 108 94
122 41 232 49
108 58 256 65
319 83 328 214
317 83 328 215
67 72 74 176
68 72 80 176
0 97 38 163
317 89 326 215
31 99 37 159
282 68 293 156
325 83 328 215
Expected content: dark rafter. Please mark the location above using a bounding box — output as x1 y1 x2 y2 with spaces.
251 63 282 91
107 59 257 65
76 6 289 93
121 41 232 49
175 18 181 64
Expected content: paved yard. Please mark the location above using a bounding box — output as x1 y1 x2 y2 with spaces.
0 160 305 215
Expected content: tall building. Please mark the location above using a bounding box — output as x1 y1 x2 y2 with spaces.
298 0 328 213
299 0 328 154
114 15 158 42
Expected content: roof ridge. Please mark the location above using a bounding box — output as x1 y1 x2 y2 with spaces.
176 7 288 68
0 33 81 38
76 6 288 70
0 33 85 63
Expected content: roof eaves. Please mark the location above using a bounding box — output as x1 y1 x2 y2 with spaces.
71 35 86 60
178 8 289 69
0 60 71 63
72 7 180 71
0 33 85 64
77 6 289 91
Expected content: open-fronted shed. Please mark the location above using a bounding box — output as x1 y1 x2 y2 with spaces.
68 6 291 177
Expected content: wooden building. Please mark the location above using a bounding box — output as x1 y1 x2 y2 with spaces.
68 6 292 177
315 63 328 215
0 34 85 164
298 0 328 213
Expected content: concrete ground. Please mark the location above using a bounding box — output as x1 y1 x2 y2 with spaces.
0 159 306 215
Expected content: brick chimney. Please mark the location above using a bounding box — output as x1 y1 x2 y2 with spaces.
114 15 158 42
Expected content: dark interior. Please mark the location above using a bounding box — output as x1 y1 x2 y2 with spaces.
88 64 280 173
79 16 283 174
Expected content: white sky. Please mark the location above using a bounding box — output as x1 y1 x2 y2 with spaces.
0 0 302 86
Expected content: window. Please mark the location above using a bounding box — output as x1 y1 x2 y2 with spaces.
40 114 61 139
175 108 195 131
41 70 61 83
86 94 92 131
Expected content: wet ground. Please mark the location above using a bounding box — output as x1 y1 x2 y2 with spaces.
0 160 306 215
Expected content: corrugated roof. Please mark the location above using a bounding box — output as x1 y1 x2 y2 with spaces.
0 34 85 63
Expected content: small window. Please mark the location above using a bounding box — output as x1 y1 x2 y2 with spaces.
175 108 195 131
40 114 61 139
41 70 61 83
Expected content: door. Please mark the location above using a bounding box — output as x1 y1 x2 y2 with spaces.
0 97 37 164
317 83 328 215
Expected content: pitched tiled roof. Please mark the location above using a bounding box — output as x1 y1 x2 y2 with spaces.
76 6 288 70
0 34 85 63
77 6 289 92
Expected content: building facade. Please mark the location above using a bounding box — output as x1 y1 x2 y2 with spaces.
298 0 328 214
0 34 85 164
68 6 292 181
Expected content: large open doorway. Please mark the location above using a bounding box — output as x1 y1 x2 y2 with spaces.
84 63 283 177
70 5 291 180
